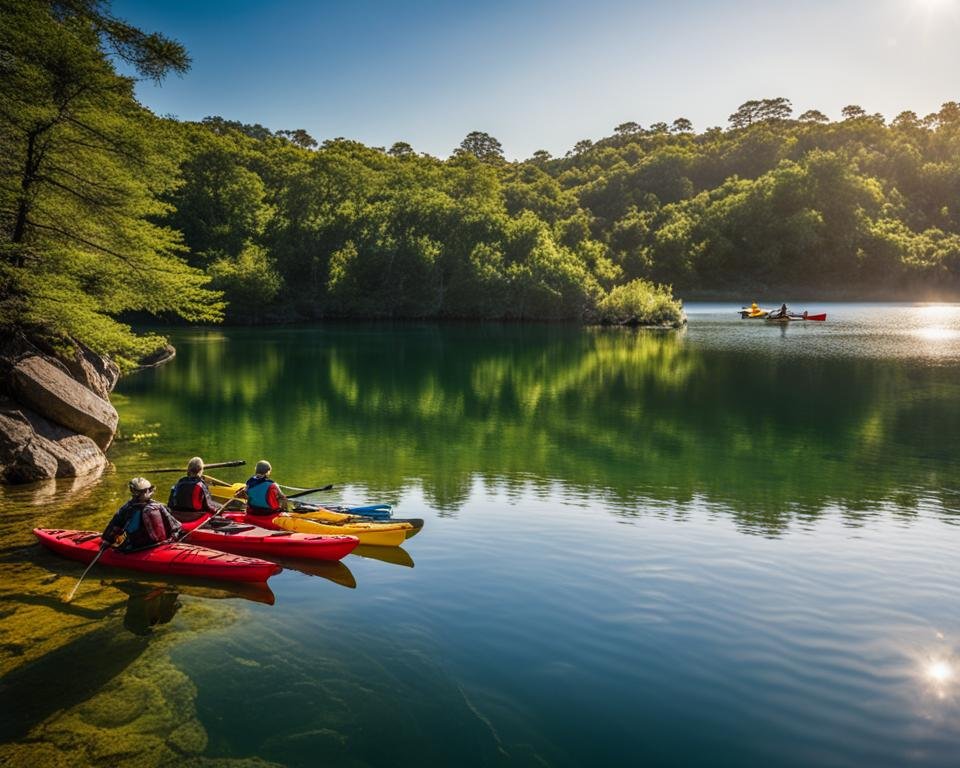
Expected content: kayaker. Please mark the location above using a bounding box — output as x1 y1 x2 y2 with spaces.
241 460 286 517
167 456 221 523
102 477 183 552
772 303 789 319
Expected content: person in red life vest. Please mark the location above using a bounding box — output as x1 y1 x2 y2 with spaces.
102 477 183 551
167 456 221 523
240 459 286 516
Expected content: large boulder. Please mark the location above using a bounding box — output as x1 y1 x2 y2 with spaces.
58 341 120 400
12 355 118 450
23 408 107 476
0 408 58 482
0 405 106 483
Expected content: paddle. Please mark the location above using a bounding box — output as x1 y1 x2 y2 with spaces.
64 541 109 602
284 485 334 499
201 473 233 487
144 460 245 474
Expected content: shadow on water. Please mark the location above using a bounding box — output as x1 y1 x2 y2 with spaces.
0 619 149 742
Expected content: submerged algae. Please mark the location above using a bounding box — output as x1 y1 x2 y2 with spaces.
0 532 277 767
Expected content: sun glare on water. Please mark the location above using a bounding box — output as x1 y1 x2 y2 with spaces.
927 660 954 684
921 657 957 700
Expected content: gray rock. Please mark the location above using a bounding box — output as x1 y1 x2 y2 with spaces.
59 341 120 399
23 408 107 476
0 407 59 482
12 355 118 450
0 405 107 482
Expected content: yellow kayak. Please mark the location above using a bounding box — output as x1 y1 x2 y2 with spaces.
271 514 410 547
209 482 420 546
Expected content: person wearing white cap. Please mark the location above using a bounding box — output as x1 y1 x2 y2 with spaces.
241 459 286 516
101 477 183 551
167 456 221 523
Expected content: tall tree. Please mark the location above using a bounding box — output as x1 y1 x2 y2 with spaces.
0 0 222 365
388 141 416 158
798 109 829 123
455 131 504 163
277 128 318 149
614 121 641 136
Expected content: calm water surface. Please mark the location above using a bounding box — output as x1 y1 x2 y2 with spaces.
2 302 960 767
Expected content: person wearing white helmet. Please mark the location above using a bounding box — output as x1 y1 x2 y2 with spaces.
167 456 221 523
240 459 286 517
101 477 183 551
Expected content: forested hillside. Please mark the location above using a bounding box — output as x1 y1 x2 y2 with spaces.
3 1 959 362
177 100 960 323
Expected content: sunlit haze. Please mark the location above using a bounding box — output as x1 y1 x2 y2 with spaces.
114 0 960 159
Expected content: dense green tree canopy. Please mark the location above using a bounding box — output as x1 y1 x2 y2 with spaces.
177 93 960 319
0 0 221 365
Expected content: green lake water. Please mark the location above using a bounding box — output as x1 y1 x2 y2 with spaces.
2 303 960 766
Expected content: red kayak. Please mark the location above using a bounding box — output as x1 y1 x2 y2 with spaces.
34 528 282 583
766 311 827 322
180 516 359 562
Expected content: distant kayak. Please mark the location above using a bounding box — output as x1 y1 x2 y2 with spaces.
739 307 770 319
34 528 282 582
765 311 827 322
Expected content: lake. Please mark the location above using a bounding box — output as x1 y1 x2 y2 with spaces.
2 302 960 767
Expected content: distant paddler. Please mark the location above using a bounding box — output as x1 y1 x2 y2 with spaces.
167 456 222 523
240 460 287 517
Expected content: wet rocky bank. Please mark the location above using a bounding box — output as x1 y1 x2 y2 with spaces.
0 335 172 484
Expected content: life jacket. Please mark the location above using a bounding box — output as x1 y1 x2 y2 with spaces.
168 476 210 521
116 500 176 551
245 475 280 515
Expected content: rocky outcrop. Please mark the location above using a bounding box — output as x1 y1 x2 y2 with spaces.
12 355 118 450
135 343 175 370
0 404 107 483
0 334 122 484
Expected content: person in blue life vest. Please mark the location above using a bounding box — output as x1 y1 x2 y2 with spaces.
241 459 287 516
168 456 221 523
102 477 183 551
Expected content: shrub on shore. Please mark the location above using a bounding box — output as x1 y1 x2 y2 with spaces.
594 280 685 327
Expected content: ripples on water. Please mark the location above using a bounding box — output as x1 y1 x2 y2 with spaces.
2 303 960 767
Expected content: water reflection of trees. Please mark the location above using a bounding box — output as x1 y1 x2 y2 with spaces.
114 326 960 531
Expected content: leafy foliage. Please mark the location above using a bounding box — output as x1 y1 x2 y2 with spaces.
166 95 960 324
0 0 222 366
595 279 685 326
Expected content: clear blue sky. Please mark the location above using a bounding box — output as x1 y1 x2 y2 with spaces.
114 0 960 160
